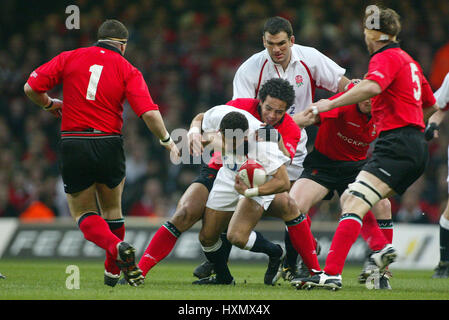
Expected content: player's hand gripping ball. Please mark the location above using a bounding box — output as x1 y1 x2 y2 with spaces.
238 159 267 188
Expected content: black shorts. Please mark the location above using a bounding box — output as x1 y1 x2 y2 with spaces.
362 126 428 195
58 136 125 194
192 164 219 192
300 149 366 200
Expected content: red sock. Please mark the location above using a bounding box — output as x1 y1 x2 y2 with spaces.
324 214 362 275
306 214 312 228
360 211 388 251
378 219 393 243
105 220 125 275
138 222 179 277
286 215 321 274
78 213 121 259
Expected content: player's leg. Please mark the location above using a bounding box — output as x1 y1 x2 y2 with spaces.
265 192 321 277
95 178 126 286
226 197 284 285
138 182 210 277
371 198 394 243
358 199 393 288
67 185 124 269
433 167 449 278
195 207 234 284
287 178 330 278
297 171 395 290
323 171 395 276
360 200 391 252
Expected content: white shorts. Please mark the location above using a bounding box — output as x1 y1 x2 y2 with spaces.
206 167 275 212
287 129 308 181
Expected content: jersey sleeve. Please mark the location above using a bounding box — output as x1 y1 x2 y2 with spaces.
279 116 301 160
365 53 400 91
125 68 159 117
434 72 449 111
307 47 346 93
202 106 227 132
420 74 437 109
26 51 69 92
232 58 259 99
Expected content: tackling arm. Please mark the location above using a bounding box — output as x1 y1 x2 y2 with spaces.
236 165 290 197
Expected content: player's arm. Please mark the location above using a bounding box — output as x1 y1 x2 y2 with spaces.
188 112 205 156
337 76 351 92
141 110 179 157
306 79 381 115
292 110 319 128
24 53 66 116
235 164 290 197
23 83 63 114
424 106 445 141
277 135 291 159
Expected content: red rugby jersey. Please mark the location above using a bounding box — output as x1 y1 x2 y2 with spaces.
315 99 377 161
364 43 436 133
26 43 159 135
207 98 301 170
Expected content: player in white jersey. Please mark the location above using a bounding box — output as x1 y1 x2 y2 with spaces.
233 16 351 181
425 72 449 278
193 106 321 285
231 16 354 278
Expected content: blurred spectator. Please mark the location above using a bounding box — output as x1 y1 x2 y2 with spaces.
128 178 166 217
394 191 432 224
430 41 449 90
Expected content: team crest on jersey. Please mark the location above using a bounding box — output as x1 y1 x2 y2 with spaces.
295 75 304 87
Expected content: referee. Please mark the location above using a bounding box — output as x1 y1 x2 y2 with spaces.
24 19 179 287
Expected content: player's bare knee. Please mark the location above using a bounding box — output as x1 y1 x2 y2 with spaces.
227 231 246 249
282 196 301 221
171 204 203 233
199 232 216 248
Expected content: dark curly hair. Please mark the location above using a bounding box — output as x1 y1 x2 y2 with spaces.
258 78 295 108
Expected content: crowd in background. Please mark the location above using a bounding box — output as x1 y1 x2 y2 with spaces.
0 0 448 223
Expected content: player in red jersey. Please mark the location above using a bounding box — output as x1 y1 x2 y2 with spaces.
136 79 320 284
24 20 179 287
296 7 438 290
282 83 393 289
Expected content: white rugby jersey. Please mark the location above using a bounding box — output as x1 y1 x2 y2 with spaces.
435 72 449 111
232 44 346 115
202 105 289 176
232 44 346 179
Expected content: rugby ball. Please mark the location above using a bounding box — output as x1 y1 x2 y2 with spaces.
238 159 267 188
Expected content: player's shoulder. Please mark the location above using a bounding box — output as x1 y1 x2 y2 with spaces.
226 98 259 109
292 44 324 61
238 50 269 69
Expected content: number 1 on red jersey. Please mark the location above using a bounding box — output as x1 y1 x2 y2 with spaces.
86 64 103 100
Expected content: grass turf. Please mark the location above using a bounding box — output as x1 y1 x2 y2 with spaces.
0 259 448 300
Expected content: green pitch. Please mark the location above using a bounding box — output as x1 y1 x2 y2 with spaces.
0 259 448 300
